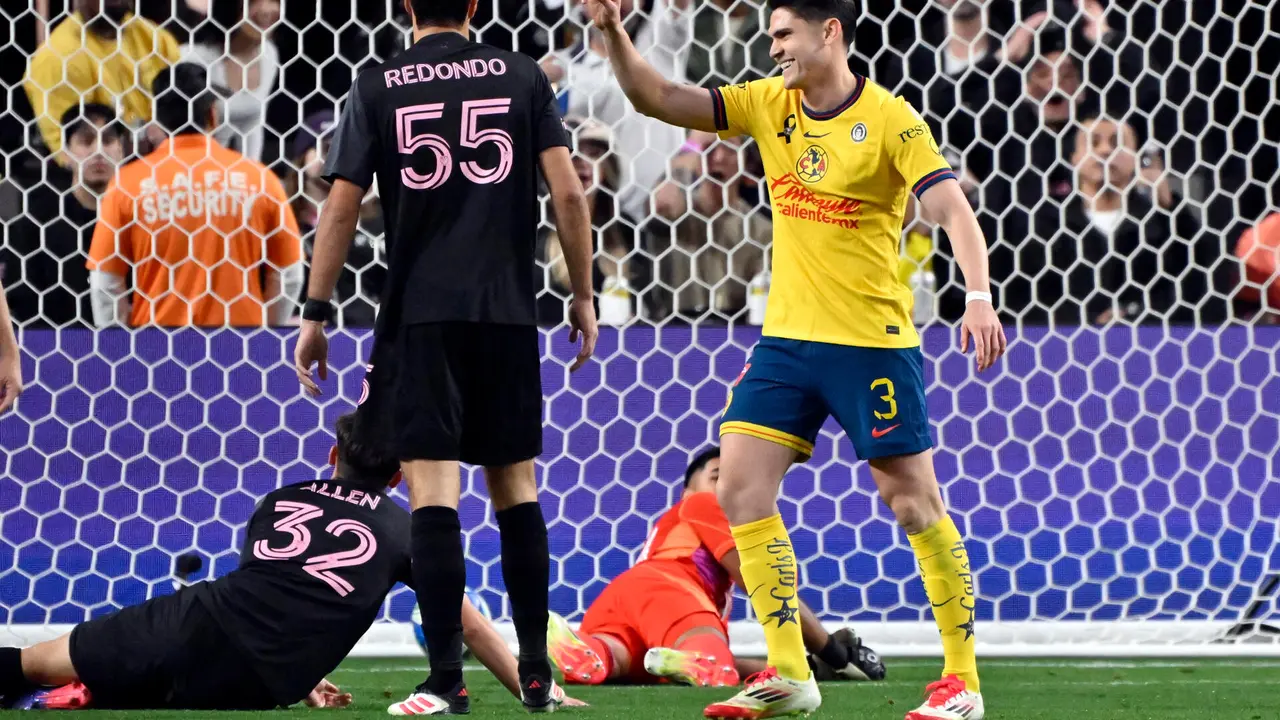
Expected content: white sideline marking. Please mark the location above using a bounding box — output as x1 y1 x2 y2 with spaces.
886 659 1280 669
334 662 1280 679
334 665 488 674
843 679 1275 688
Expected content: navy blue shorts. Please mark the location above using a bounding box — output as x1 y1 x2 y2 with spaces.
720 336 933 461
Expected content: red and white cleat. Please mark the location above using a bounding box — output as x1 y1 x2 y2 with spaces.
703 667 820 719
386 680 469 716
643 647 739 687
20 682 93 710
904 675 984 720
546 613 607 685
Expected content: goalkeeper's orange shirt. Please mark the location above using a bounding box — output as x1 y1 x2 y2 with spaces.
631 491 738 618
87 135 302 327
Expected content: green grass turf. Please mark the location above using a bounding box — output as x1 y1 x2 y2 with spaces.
3 657 1277 719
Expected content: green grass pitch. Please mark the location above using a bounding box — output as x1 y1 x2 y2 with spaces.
1 657 1274 719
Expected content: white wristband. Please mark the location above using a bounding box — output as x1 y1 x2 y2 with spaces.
965 291 993 306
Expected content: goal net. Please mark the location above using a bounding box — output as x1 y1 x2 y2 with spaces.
0 0 1277 659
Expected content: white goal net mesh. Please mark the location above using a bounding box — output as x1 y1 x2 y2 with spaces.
0 0 1277 657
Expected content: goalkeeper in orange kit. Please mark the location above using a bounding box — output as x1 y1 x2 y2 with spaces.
547 448 885 687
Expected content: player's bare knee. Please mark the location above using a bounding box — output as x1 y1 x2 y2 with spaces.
484 460 537 511
886 489 945 534
715 477 773 525
402 460 462 510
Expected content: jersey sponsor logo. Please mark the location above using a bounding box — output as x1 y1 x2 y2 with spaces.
851 122 868 143
768 174 861 229
803 130 829 139
795 145 829 183
138 171 255 224
384 58 508 87
776 113 797 144
897 123 929 144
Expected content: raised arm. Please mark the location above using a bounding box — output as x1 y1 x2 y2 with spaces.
587 0 718 132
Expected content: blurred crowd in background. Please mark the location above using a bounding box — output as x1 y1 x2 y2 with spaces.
0 0 1276 330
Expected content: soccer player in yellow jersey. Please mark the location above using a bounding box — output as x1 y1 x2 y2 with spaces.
587 0 1007 718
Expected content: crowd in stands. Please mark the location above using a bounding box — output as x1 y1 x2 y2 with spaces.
0 0 1275 329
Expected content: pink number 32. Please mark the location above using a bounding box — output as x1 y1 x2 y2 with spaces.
252 501 378 597
396 99 514 189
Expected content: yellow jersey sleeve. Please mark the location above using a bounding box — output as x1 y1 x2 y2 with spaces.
710 81 758 139
882 96 955 198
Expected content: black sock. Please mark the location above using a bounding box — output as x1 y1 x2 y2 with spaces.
411 506 465 693
0 647 33 696
495 502 551 679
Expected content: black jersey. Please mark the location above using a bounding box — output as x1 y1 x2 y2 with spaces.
193 479 410 706
322 32 571 331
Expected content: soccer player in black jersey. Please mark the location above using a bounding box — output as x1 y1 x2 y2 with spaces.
0 413 579 712
292 0 597 713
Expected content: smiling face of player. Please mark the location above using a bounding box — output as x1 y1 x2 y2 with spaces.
768 8 846 91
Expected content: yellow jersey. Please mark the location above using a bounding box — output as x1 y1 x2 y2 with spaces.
24 12 180 154
712 75 954 349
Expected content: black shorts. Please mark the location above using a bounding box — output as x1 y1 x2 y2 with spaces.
359 322 542 466
68 588 276 710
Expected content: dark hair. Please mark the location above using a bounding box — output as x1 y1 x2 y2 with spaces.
684 447 721 487
334 412 400 487
194 0 251 49
1065 113 1148 162
59 103 122 147
152 64 221 135
408 0 472 28
769 0 858 47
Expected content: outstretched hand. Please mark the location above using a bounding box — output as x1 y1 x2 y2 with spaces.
959 300 1007 373
567 297 599 372
294 320 330 397
0 352 22 415
304 678 352 708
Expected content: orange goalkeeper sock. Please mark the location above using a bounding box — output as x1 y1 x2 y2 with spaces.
675 633 739 686
908 515 980 692
582 636 614 683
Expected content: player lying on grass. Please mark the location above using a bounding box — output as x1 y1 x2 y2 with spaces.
0 412 579 714
547 448 886 687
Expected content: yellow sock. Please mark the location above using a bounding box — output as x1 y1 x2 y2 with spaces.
731 514 810 681
908 515 980 692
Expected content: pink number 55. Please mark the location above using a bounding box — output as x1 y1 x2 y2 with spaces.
396 98 513 189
